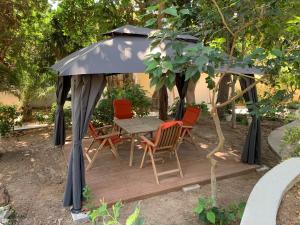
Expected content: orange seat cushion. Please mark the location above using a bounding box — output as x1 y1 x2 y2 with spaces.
182 106 201 126
113 99 134 119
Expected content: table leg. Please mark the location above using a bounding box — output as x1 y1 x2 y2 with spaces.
129 134 135 167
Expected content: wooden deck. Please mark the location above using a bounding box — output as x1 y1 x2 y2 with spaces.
63 137 257 205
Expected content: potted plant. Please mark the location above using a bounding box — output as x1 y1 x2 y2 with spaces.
224 104 232 122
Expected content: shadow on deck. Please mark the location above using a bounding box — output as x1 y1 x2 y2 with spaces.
63 138 257 205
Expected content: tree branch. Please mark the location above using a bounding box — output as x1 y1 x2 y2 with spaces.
211 0 234 36
216 75 267 108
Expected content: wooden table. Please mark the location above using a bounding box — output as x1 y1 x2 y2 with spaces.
114 117 163 166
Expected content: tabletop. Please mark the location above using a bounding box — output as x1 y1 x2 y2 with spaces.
114 117 163 134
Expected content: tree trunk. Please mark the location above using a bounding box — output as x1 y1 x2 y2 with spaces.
156 1 168 120
186 79 196 104
216 74 231 118
159 85 168 120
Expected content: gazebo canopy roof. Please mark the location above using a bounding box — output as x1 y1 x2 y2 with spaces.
51 25 264 76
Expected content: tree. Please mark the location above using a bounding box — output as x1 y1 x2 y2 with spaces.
144 3 299 206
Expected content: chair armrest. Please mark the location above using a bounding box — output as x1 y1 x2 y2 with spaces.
95 132 120 139
140 135 155 147
96 125 112 131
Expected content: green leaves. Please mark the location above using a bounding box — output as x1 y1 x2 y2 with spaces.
194 197 246 225
185 65 199 81
126 204 142 225
145 18 157 27
179 9 190 15
163 7 178 17
206 211 216 224
195 55 209 70
270 49 283 58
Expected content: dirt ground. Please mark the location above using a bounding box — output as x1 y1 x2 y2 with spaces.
0 117 296 225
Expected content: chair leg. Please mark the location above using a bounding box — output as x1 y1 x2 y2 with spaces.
187 130 199 150
174 149 183 178
108 139 120 160
86 140 106 171
85 139 95 163
140 146 148 168
149 151 159 184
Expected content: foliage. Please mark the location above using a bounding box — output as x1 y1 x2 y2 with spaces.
49 103 72 126
282 127 300 157
249 90 291 120
287 101 300 110
169 97 209 117
83 186 145 225
236 114 249 126
33 111 50 123
92 84 151 125
0 104 19 136
194 197 246 225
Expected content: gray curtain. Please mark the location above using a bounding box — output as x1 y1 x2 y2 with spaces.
63 74 106 213
239 74 261 164
54 76 71 146
175 74 189 120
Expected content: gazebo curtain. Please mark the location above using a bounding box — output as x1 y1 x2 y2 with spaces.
239 74 261 164
175 74 189 120
63 74 106 212
54 76 71 146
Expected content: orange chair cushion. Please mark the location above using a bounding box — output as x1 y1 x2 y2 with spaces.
103 135 122 146
154 121 183 143
182 106 201 126
113 99 134 119
160 121 183 130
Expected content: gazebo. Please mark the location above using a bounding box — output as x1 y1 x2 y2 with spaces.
51 25 262 213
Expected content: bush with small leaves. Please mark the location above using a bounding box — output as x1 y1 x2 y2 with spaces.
282 126 300 157
92 84 151 126
0 104 19 136
49 103 72 127
83 187 145 225
194 197 245 225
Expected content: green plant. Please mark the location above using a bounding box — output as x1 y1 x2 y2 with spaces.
0 104 19 136
286 101 300 110
194 197 245 225
49 103 72 127
83 187 145 225
249 89 291 121
282 126 300 157
33 111 49 123
92 84 151 126
169 97 209 117
236 114 249 126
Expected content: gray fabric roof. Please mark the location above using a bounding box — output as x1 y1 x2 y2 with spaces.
51 25 264 76
103 25 198 42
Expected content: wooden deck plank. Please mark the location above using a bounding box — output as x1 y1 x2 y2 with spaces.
63 139 257 205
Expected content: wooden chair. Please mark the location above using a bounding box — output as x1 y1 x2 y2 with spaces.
113 99 134 119
139 121 183 184
181 106 201 149
85 122 121 171
113 99 134 135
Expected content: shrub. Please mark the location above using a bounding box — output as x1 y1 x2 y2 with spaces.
0 104 19 136
83 186 145 225
282 126 300 157
92 84 151 126
194 197 245 225
250 89 291 121
286 101 300 110
169 97 209 117
49 103 72 127
33 111 49 123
